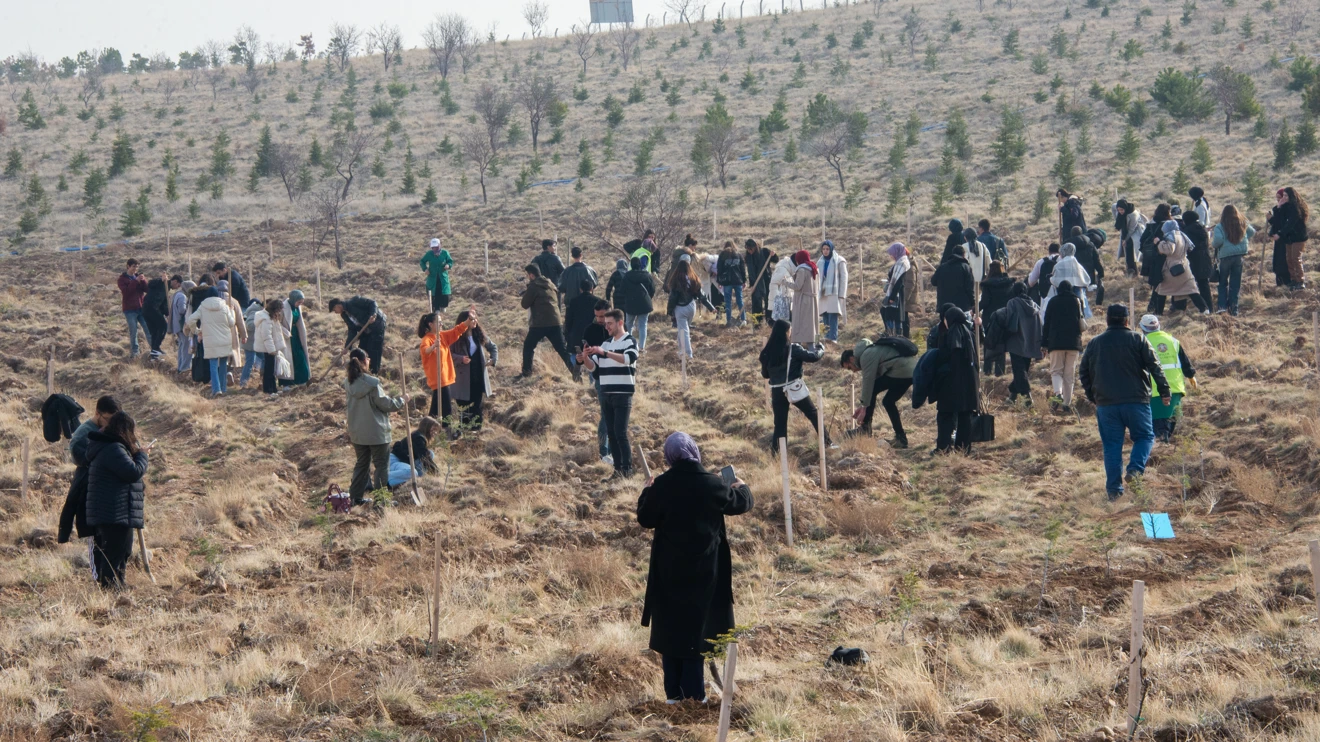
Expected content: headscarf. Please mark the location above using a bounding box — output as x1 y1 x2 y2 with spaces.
678 253 692 264
615 258 628 272
181 280 197 292
941 306 974 350
288 289 305 303
1059 243 1076 257
948 219 964 235
663 431 701 466
887 242 907 260
1161 220 1180 242
820 239 834 253
888 242 911 292
792 250 818 278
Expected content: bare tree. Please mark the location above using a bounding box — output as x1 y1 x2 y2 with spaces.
458 25 480 73
523 0 551 38
472 82 512 153
902 7 925 57
200 39 226 69
327 23 362 72
78 69 103 109
665 0 701 29
570 22 597 75
307 183 351 268
239 67 262 95
1279 0 1311 38
262 42 283 71
270 142 306 202
421 14 470 78
204 64 227 101
230 25 261 70
612 23 642 71
330 130 373 200
461 125 497 204
158 75 179 106
517 75 558 151
807 119 860 193
574 173 695 262
366 23 404 71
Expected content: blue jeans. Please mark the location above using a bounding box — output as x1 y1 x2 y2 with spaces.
1217 254 1243 313
722 285 744 324
240 349 264 385
123 310 150 356
595 380 610 458
626 312 649 350
208 356 230 395
822 312 840 341
1096 403 1154 495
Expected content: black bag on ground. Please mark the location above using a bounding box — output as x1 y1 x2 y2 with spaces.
967 411 996 443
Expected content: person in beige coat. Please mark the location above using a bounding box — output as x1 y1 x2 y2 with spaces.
216 279 247 360
1152 221 1210 315
253 299 293 396
789 250 819 345
187 294 236 396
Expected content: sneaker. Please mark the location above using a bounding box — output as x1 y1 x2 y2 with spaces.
1201 310 1211 315
1214 308 1228 314
828 442 840 450
601 454 614 466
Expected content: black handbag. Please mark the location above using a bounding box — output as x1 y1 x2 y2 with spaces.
1209 261 1221 283
968 410 996 443
1168 262 1186 276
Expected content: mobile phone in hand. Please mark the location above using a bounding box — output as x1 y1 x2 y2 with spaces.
720 465 737 486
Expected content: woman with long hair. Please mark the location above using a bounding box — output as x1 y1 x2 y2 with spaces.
665 254 715 359
449 308 498 430
345 347 405 506
418 311 477 428
253 299 289 396
1268 186 1310 291
388 416 442 486
84 411 151 588
1212 203 1256 315
759 319 831 451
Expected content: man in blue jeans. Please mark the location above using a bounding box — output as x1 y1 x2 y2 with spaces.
116 258 150 358
577 302 612 465
1079 303 1171 501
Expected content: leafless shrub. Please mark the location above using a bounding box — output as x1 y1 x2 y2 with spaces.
523 0 550 38
461 125 497 204
329 131 373 200
574 173 694 262
612 23 642 71
157 75 179 106
570 22 596 75
472 83 512 153
269 143 305 203
306 183 351 269
366 23 404 71
327 23 361 72
825 496 900 538
516 75 557 152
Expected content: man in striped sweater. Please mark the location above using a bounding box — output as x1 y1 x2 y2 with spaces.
583 309 639 480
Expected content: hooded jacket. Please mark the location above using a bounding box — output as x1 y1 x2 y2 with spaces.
521 275 561 328
252 309 290 358
930 253 975 312
605 259 629 305
558 260 599 307
769 259 794 304
617 268 656 316
187 296 237 360
1071 233 1104 284
84 430 148 529
344 374 404 446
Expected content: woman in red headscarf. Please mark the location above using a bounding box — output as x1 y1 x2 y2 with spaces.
788 250 818 344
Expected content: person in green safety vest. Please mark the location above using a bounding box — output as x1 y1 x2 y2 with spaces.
1138 314 1197 443
419 238 454 312
623 229 658 273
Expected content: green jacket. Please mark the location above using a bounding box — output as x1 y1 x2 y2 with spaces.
420 249 454 295
855 338 918 406
521 276 561 328
344 374 404 446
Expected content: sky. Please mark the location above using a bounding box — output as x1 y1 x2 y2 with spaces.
1 0 661 63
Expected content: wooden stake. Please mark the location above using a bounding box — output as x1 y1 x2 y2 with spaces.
1258 233 1266 294
716 643 739 742
398 352 424 507
637 444 652 479
137 529 156 584
46 345 54 395
1309 540 1320 622
1129 287 1135 311
712 207 718 240
430 532 442 652
267 235 274 261
817 387 828 491
1126 580 1146 738
484 241 490 275
316 265 323 308
538 207 544 239
778 437 794 549
187 255 193 279
1312 312 1318 374
20 437 30 500
850 382 856 430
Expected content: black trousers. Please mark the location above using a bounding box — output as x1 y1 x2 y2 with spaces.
863 377 911 443
93 524 134 588
145 314 168 352
1150 291 1208 315
936 409 973 453
431 292 451 311
1123 241 1138 275
456 396 484 429
350 443 390 502
750 287 768 326
1094 276 1106 305
262 351 278 393
430 385 453 424
359 332 385 375
771 386 829 447
662 654 706 702
1009 354 1032 400
522 325 574 375
601 392 633 473
982 349 1005 376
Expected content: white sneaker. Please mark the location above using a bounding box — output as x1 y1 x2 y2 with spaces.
601 455 614 466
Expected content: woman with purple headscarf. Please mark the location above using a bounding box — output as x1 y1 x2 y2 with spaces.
637 432 753 704
883 242 916 337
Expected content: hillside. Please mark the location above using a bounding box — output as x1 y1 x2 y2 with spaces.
1 0 1318 254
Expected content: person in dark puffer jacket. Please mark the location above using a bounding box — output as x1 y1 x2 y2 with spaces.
84 411 150 588
617 257 656 351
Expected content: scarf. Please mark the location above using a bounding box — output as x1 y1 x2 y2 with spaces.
663 432 701 466
888 256 911 298
792 250 818 278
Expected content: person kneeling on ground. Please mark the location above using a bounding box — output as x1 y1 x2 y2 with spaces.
841 337 918 449
638 432 753 704
387 416 442 487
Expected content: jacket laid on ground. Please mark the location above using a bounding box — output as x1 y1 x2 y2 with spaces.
1156 231 1198 298
617 269 656 316
187 296 237 360
978 231 1008 265
558 261 599 307
118 273 148 312
854 338 918 407
58 419 98 542
1042 291 1084 352
605 259 628 305
1268 201 1309 244
41 394 84 443
1001 295 1043 360
522 276 561 328
746 247 773 296
978 275 1014 318
1212 222 1256 260
760 342 824 386
531 251 566 285
340 296 387 344
84 430 148 529
789 264 819 344
817 254 848 318
450 334 498 402
421 323 471 390
344 374 404 446
930 254 975 312
420 249 454 295
716 249 747 287
1079 326 1170 407
638 459 753 658
563 293 599 352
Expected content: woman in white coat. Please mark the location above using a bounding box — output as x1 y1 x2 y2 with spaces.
253 299 292 396
187 293 236 397
769 254 794 322
1043 242 1092 320
816 240 848 343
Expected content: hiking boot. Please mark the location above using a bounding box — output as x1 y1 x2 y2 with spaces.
891 437 909 449
1124 471 1142 486
1106 490 1122 502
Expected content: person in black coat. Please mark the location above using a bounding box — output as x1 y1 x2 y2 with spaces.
617 258 657 350
930 248 975 313
1069 226 1105 305
977 262 1013 376
932 306 980 454
1178 211 1213 311
564 279 600 354
638 431 753 704
759 320 831 450
59 395 120 546
1267 187 1310 290
84 411 150 588
211 262 250 310
143 277 170 359
329 295 388 374
1042 282 1085 411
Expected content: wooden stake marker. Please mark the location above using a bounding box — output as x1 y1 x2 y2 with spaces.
137 529 156 584
637 444 652 479
778 437 794 548
397 352 424 507
817 387 828 491
430 532 442 653
20 437 30 500
46 345 55 395
1126 580 1146 738
1309 540 1320 622
1129 287 1135 311
716 643 739 742
850 382 856 430
484 241 490 276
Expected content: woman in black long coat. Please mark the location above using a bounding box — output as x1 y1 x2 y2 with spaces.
638 432 753 703
449 308 498 430
932 306 981 454
143 277 170 359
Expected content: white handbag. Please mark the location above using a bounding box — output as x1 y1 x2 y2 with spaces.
783 378 811 403
275 351 293 380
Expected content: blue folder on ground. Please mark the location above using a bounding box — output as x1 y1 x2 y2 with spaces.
1141 513 1175 539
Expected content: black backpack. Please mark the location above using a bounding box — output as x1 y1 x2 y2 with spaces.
1062 199 1084 226
1085 227 1107 249
872 336 920 357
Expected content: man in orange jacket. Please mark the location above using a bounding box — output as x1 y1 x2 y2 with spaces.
419 311 477 428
